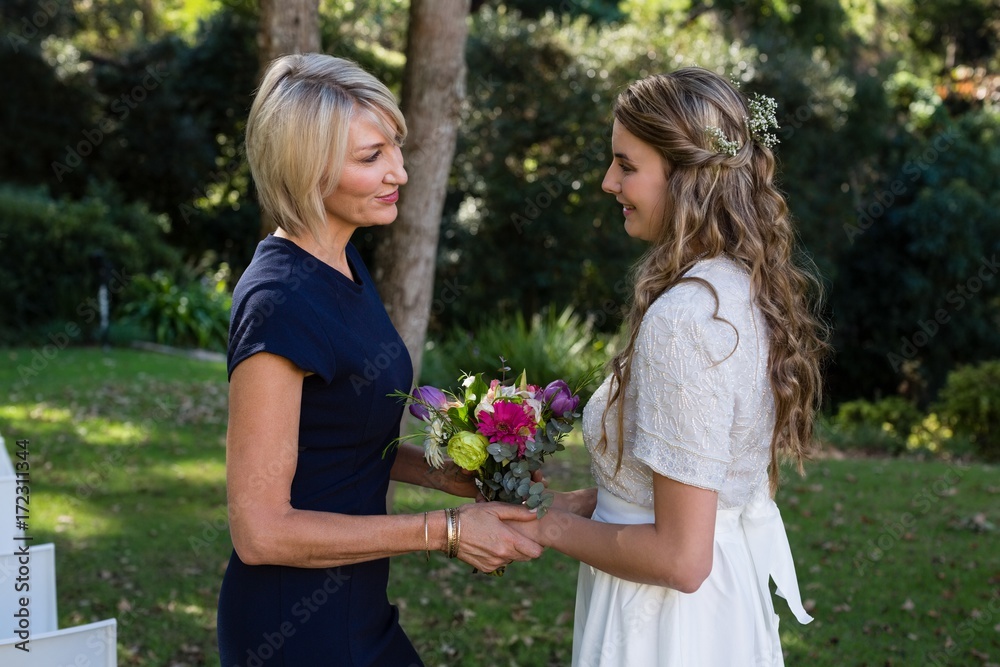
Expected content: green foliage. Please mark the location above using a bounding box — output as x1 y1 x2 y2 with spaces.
934 360 1000 460
2 0 1000 411
0 184 181 341
1 4 261 270
829 111 1000 402
120 264 232 352
822 396 922 456
432 7 762 333
485 0 626 23
84 9 261 267
910 0 1000 67
903 412 965 456
0 36 98 195
820 392 989 460
420 306 614 400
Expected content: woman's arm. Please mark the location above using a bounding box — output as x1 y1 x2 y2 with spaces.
226 352 543 572
390 442 480 498
515 474 717 592
549 487 599 518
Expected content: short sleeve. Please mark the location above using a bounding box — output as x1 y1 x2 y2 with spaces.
227 282 335 383
631 288 737 491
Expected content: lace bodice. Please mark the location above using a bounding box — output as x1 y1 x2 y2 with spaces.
583 256 775 510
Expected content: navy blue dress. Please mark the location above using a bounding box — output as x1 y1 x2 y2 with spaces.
217 235 423 667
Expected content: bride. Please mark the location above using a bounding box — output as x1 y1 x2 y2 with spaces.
518 67 828 666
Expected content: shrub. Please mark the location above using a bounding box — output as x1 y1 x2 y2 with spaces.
420 306 615 399
120 264 232 352
0 184 182 344
822 396 923 455
934 360 1000 461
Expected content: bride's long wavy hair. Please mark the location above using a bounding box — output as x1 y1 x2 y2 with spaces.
600 67 829 494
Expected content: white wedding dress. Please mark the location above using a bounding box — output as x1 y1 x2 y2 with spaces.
573 256 812 667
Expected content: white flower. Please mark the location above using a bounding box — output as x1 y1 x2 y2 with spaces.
424 438 446 468
474 395 494 419
524 397 543 423
423 418 448 468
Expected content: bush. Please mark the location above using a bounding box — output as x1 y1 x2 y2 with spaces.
120 264 232 352
0 184 182 343
934 360 1000 461
420 306 615 399
821 396 923 455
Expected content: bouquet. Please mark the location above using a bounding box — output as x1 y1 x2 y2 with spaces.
393 365 584 518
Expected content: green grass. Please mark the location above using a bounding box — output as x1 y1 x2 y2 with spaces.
1 347 998 666
2 347 229 666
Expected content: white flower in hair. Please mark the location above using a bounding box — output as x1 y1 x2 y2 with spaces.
746 93 780 149
705 126 741 157
706 92 781 157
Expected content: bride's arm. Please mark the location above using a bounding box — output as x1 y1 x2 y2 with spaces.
516 474 717 592
226 352 542 572
549 487 598 518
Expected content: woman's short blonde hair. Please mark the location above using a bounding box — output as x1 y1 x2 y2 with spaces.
245 53 406 239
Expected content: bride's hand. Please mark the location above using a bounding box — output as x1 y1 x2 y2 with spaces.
455 502 544 572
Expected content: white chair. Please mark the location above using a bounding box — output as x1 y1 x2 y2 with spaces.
0 618 117 666
0 542 58 639
0 433 26 548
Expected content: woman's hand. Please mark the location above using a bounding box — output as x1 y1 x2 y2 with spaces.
454 502 545 573
423 460 481 498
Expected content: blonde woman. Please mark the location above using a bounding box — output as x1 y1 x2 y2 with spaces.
218 54 543 666
516 67 828 665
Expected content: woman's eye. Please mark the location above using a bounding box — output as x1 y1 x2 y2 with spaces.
362 151 381 163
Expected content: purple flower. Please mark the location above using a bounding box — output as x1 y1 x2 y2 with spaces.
543 379 580 418
409 385 448 421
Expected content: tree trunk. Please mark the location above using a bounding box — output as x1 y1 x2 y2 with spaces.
374 0 472 385
257 0 321 71
256 0 321 239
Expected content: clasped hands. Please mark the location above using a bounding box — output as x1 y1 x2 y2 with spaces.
427 463 596 573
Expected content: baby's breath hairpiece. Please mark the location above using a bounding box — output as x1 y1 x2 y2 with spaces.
705 126 741 157
746 93 780 149
704 92 781 157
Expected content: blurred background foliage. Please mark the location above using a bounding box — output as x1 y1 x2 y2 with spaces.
2 0 999 450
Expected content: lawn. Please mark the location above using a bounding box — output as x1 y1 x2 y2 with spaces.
1 346 997 666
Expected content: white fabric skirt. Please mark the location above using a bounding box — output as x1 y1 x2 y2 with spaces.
572 488 812 667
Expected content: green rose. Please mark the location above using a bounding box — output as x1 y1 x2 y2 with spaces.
447 431 489 471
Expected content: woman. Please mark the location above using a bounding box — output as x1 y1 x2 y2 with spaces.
217 53 543 667
518 67 828 665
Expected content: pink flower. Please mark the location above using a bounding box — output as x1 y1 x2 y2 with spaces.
476 400 537 456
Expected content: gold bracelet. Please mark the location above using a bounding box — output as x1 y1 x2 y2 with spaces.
454 506 462 558
445 508 455 558
423 511 429 562
446 508 459 558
